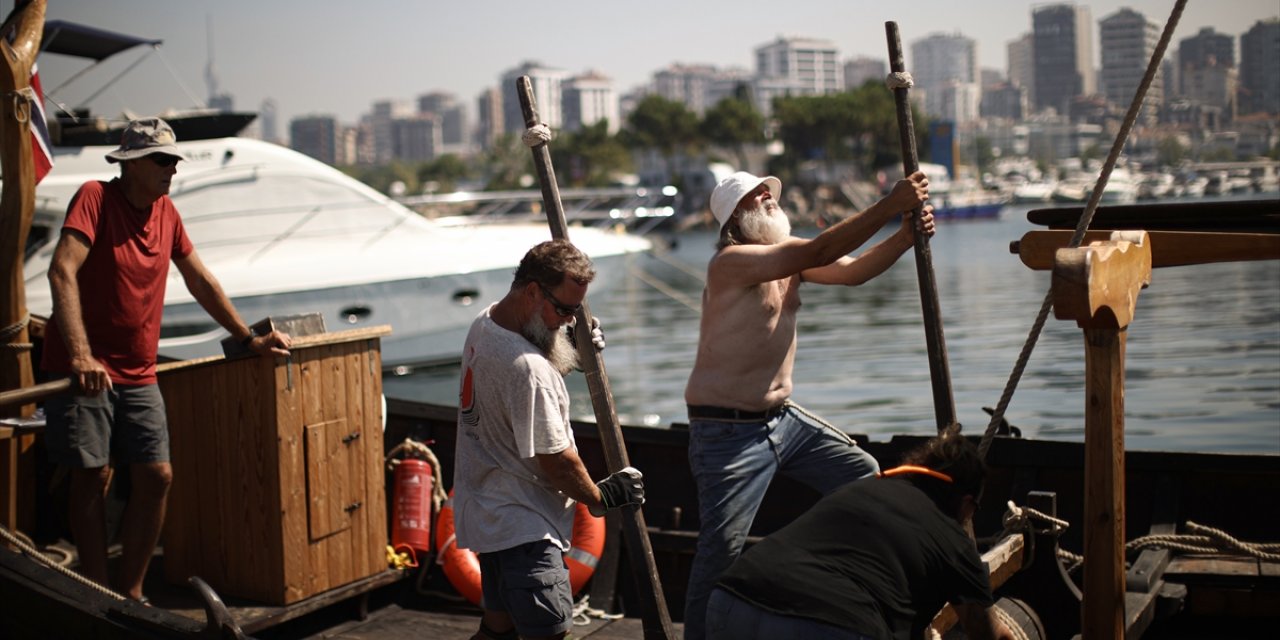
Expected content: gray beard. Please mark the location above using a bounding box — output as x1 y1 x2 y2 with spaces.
738 201 792 244
522 316 579 376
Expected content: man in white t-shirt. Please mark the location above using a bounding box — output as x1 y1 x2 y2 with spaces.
454 239 645 640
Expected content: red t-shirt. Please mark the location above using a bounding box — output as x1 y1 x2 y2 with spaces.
42 179 194 385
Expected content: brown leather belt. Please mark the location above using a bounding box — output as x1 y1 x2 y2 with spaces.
686 404 787 422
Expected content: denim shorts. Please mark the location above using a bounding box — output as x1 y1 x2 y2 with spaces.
44 383 170 468
478 540 573 637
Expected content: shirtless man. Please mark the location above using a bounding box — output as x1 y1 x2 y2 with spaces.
682 170 933 639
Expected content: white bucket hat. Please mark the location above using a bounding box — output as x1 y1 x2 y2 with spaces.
710 171 781 229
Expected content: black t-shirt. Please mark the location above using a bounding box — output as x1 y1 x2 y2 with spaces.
717 477 993 639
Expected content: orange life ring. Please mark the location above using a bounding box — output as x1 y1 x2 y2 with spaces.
435 497 605 605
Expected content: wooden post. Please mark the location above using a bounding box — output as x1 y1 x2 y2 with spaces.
516 76 675 640
0 0 46 533
884 21 956 433
1051 231 1152 640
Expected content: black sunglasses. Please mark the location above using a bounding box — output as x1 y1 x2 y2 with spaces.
539 284 581 318
147 154 181 167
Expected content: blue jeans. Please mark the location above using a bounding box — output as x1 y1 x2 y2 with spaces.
706 588 876 640
683 402 879 640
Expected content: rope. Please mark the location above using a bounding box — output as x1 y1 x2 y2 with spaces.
522 123 552 147
385 438 448 515
885 72 914 90
979 0 1188 459
0 523 126 601
571 594 623 626
1 314 33 351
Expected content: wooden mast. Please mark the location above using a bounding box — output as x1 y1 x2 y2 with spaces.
0 0 46 531
517 76 675 640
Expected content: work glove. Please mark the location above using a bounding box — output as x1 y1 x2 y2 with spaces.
589 466 644 517
568 316 606 351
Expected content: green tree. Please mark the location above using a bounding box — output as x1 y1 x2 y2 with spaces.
771 83 917 179
481 133 536 190
700 96 764 170
550 120 633 187
621 95 700 180
416 154 472 193
973 136 997 175
1154 136 1188 168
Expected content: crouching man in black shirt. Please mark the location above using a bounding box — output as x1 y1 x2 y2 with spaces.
708 430 1015 640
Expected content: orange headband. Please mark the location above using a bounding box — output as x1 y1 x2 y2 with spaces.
880 465 953 483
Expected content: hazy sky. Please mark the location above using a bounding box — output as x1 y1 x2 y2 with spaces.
33 1 1280 131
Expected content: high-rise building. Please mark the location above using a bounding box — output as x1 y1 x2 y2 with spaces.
1178 27 1234 95
392 114 439 163
981 82 1027 120
562 71 620 133
500 61 568 135
1099 7 1161 124
754 36 844 96
290 115 338 165
1032 3 1096 116
418 91 470 155
911 32 980 123
1007 33 1035 91
258 98 279 145
844 57 886 91
475 86 503 150
653 64 720 115
365 100 411 164
1239 19 1280 115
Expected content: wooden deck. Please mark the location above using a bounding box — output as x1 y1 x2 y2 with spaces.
286 605 680 639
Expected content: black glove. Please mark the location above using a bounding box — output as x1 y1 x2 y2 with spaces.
590 466 644 516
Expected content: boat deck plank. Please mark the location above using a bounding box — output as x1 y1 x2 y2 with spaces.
300 605 678 639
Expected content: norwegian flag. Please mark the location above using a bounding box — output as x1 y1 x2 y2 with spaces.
29 63 54 184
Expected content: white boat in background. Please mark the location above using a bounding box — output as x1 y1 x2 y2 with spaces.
23 137 652 367
1011 180 1057 203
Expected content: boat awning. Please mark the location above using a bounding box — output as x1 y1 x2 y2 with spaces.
40 20 161 61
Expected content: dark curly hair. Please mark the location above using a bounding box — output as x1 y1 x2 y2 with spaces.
900 427 987 517
512 239 596 290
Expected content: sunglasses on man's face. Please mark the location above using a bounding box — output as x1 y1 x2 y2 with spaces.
539 285 581 318
148 154 181 168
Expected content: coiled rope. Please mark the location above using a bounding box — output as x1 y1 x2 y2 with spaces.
385 437 448 515
978 0 1188 460
998 501 1279 575
572 594 623 626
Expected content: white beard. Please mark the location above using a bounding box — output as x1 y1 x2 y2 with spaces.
738 201 792 244
523 316 579 376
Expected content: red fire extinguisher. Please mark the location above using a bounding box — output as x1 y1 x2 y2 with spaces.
391 458 434 556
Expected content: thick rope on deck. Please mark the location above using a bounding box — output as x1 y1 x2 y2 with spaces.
0 523 126 601
978 0 1188 460
572 594 623 626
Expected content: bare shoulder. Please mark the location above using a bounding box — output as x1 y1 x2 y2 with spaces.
708 238 811 288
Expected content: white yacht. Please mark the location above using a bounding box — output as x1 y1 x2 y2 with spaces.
23 137 652 367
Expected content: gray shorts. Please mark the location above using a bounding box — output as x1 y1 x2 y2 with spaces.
478 540 573 637
44 383 170 468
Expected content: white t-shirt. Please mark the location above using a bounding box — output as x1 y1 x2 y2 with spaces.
453 304 577 553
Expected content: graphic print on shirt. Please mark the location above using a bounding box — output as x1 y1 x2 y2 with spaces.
459 346 479 432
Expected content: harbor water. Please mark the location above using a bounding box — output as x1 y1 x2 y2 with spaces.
384 200 1280 454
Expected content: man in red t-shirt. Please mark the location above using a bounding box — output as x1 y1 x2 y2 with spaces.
42 118 291 603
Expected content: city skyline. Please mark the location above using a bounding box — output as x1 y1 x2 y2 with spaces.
37 0 1280 131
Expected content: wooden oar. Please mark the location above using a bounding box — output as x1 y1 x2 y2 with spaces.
884 22 957 433
516 76 675 640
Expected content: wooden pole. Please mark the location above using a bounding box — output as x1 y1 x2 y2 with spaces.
1051 231 1152 640
516 76 675 640
0 0 46 533
884 22 956 433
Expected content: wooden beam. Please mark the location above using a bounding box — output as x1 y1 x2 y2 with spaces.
1052 232 1153 640
1013 230 1280 270
929 533 1026 634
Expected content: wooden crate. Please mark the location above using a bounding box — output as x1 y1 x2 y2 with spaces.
157 326 390 605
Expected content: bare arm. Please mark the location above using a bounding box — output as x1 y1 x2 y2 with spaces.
802 204 937 286
48 230 111 394
173 249 291 356
709 172 929 289
536 447 605 513
955 603 1016 640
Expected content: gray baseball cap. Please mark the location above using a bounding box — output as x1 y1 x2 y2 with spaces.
105 117 182 163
